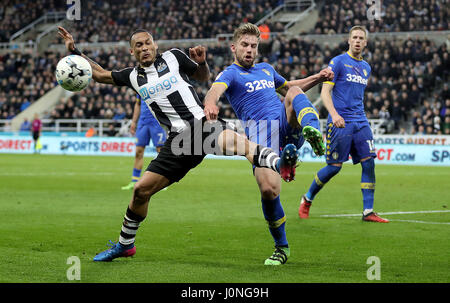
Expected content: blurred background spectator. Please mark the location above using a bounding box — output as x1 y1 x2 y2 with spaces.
1 0 449 135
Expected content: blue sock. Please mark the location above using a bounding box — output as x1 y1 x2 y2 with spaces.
361 158 376 212
261 196 288 247
132 168 141 182
292 93 320 130
305 165 341 201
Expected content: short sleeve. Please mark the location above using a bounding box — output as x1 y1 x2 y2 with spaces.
272 67 287 90
111 67 133 87
324 57 341 85
212 69 234 90
170 48 198 76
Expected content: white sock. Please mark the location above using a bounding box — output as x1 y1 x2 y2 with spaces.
363 208 373 216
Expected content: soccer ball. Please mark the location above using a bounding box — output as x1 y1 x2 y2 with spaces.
55 55 92 92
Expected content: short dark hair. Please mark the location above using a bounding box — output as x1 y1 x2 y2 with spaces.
129 29 151 46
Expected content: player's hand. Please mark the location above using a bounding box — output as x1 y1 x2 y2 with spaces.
57 26 76 53
189 45 206 64
204 102 219 121
130 121 137 136
318 68 334 82
332 113 345 128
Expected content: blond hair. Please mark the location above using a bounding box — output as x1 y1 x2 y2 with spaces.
232 23 260 42
349 25 368 39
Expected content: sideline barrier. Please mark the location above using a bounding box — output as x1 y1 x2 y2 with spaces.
296 143 450 166
0 135 157 157
1 135 449 166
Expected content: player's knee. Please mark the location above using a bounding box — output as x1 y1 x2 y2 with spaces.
330 163 343 169
285 86 304 103
361 157 375 170
135 147 145 158
259 183 280 200
328 164 342 174
132 183 152 205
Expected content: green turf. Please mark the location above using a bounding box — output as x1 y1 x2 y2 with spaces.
0 154 448 283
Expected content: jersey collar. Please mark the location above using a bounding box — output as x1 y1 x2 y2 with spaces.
233 60 255 69
346 51 363 61
137 53 162 71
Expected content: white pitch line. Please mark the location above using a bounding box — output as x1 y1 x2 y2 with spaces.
319 210 450 217
319 210 450 225
387 219 450 225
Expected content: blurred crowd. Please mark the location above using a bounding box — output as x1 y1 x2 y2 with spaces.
0 51 60 119
0 0 65 42
2 34 449 134
1 0 450 134
48 0 281 44
313 0 449 35
2 1 448 43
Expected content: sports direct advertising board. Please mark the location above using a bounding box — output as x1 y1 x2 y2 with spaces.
0 134 449 166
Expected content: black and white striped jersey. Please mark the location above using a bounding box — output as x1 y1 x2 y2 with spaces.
111 49 205 133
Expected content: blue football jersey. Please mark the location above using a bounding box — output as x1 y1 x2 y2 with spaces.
214 62 287 123
325 52 371 122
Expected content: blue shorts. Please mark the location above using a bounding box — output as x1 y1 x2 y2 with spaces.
326 120 376 164
136 122 167 147
247 106 305 156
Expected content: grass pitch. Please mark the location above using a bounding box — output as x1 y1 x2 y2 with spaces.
0 154 448 283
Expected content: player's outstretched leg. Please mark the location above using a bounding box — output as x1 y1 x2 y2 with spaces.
93 207 144 261
218 130 299 182
299 164 342 218
277 144 298 182
298 195 312 219
285 87 325 156
302 126 325 156
253 144 298 182
360 158 389 223
93 240 137 262
94 172 170 261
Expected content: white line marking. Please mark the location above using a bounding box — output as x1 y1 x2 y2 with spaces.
387 219 450 225
319 210 450 225
319 210 450 217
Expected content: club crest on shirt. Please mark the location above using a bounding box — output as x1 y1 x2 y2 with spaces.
157 62 168 73
363 69 368 77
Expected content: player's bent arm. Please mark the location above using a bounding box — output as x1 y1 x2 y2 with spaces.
191 62 210 82
286 73 321 93
204 82 227 106
276 74 321 97
81 54 116 85
203 83 227 120
275 82 289 97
